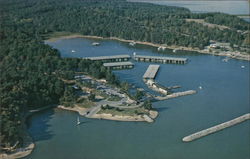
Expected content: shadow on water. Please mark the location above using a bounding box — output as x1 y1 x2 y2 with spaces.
77 121 92 126
26 109 55 142
156 107 169 112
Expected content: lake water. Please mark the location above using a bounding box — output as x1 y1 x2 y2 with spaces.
128 0 250 15
24 38 250 159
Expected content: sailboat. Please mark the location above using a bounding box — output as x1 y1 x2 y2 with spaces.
77 116 81 125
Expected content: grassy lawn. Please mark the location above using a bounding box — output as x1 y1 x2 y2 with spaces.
76 99 96 108
107 95 122 101
93 90 109 99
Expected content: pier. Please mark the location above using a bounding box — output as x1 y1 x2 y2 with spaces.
154 90 197 100
143 64 160 79
85 54 131 62
134 55 187 64
182 113 250 142
103 62 134 70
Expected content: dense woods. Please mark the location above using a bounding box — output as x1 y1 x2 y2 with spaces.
0 0 249 150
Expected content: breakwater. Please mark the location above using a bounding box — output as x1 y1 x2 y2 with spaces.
154 90 197 100
183 113 250 142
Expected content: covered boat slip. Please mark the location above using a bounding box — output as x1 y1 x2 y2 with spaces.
143 65 160 79
103 61 134 70
84 55 131 62
134 55 187 64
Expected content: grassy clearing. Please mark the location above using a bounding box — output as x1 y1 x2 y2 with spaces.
76 98 96 108
107 95 122 101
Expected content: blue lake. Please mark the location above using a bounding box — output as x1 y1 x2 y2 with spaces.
128 0 250 15
24 38 250 159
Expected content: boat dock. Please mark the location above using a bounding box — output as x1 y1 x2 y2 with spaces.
182 113 250 142
134 55 187 64
84 54 131 62
143 65 160 79
103 62 134 70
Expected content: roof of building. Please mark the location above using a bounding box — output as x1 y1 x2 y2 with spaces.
85 54 131 60
135 55 187 61
143 64 160 79
103 61 134 67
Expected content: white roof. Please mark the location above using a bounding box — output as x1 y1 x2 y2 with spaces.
103 62 134 67
135 55 187 61
85 55 131 60
143 65 160 79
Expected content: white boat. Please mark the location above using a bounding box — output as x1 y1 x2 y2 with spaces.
133 52 137 57
222 57 229 62
173 49 177 53
129 42 136 46
241 65 245 68
157 46 166 51
71 50 76 53
92 42 100 46
77 117 81 125
199 86 202 90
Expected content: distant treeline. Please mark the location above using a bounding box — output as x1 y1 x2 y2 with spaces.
0 0 249 150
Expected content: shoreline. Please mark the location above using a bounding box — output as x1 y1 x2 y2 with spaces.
0 131 34 159
0 105 58 159
0 124 34 159
45 33 250 61
58 105 158 123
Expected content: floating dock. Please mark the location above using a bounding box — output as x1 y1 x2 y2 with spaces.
143 65 160 79
134 55 187 64
103 61 134 70
84 54 131 62
182 113 250 142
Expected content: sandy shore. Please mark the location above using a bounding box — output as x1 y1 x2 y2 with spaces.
0 129 34 159
0 105 59 159
45 34 250 61
57 105 89 116
58 105 158 123
91 110 158 123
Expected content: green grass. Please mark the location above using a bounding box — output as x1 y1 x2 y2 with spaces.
76 99 96 108
93 90 109 99
107 95 122 101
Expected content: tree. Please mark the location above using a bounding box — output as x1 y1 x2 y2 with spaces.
135 89 144 101
88 93 95 101
143 100 153 110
